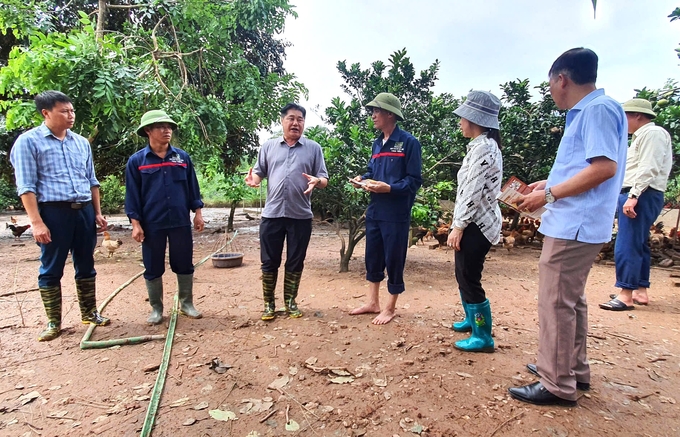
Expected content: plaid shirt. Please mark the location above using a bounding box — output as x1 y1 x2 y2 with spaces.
10 124 99 202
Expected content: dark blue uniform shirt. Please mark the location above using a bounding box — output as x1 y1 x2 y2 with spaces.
125 145 204 231
363 125 422 222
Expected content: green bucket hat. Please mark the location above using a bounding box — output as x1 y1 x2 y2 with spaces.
622 98 656 118
136 110 178 137
366 93 404 121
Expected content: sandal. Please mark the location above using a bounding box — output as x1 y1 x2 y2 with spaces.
599 298 634 311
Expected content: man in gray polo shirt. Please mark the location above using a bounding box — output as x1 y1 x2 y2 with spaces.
246 103 329 321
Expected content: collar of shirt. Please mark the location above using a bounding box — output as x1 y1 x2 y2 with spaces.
381 125 402 143
143 143 179 158
566 88 605 125
466 132 489 152
631 121 657 141
38 123 74 141
278 136 310 147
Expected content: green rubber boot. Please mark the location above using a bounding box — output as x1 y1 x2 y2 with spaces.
283 271 303 318
76 277 110 326
452 290 472 333
146 278 164 325
454 299 494 353
177 274 202 319
261 271 278 321
38 285 62 342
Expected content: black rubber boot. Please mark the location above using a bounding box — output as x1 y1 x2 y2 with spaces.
177 274 202 319
76 277 110 326
38 285 62 341
283 271 303 318
261 271 278 321
146 278 164 325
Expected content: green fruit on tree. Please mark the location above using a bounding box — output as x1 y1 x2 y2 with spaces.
656 99 670 108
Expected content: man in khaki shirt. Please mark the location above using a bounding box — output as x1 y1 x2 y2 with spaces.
600 98 672 311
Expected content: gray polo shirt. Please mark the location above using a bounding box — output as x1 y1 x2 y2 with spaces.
253 136 328 219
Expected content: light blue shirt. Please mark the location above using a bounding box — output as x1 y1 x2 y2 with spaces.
10 124 99 203
539 89 628 244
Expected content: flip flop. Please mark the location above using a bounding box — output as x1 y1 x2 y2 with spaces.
609 293 648 306
599 298 635 311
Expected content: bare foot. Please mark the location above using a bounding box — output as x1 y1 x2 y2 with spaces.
372 309 396 325
633 290 649 305
350 303 381 315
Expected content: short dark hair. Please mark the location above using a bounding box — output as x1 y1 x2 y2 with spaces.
280 103 306 119
35 90 72 113
549 48 598 85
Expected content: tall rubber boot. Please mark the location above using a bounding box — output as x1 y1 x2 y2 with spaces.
76 277 110 326
146 278 164 325
452 290 472 332
283 271 303 318
454 299 494 353
38 285 62 341
261 271 278 321
177 274 202 319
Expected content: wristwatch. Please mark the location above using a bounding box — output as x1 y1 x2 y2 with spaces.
545 187 556 204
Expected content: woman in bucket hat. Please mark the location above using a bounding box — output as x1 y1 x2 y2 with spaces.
448 90 503 353
125 110 205 325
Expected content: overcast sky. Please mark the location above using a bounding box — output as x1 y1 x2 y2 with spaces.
275 0 680 129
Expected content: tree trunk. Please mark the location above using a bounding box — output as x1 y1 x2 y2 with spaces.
227 201 237 232
96 0 107 41
338 216 366 273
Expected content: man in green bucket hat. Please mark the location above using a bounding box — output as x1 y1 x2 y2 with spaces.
125 110 205 325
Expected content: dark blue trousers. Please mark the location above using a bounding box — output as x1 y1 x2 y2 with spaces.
614 189 665 289
37 203 97 287
364 218 410 295
142 226 194 280
259 217 312 273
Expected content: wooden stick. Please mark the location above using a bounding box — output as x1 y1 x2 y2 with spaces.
489 410 524 437
259 408 278 423
8 352 62 367
0 287 38 298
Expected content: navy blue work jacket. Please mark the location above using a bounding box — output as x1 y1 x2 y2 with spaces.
363 125 422 222
125 145 204 231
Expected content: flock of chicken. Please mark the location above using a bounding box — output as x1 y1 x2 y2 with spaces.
414 213 542 252
416 210 679 269
5 216 123 258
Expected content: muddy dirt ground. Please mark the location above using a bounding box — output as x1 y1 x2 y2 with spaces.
0 208 679 437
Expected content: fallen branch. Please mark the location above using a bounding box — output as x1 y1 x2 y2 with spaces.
259 408 278 423
0 287 38 298
489 410 524 437
587 333 607 340
8 352 62 367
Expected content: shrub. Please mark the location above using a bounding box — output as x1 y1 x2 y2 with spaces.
99 174 125 214
0 178 21 210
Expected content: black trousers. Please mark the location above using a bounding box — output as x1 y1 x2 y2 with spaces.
454 222 492 304
260 217 312 273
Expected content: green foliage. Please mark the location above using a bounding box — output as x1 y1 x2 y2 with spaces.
0 0 306 185
0 177 21 210
499 79 565 183
98 174 125 215
198 156 260 207
634 80 680 204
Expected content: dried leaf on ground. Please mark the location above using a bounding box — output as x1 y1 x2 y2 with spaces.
18 391 40 405
329 376 354 384
456 372 473 379
209 409 237 421
285 419 300 431
168 397 190 408
193 401 209 410
268 375 290 390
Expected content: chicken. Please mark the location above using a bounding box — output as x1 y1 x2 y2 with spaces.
10 216 17 224
432 223 451 247
6 223 31 240
502 235 515 252
101 231 123 257
412 226 428 245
